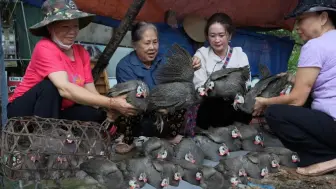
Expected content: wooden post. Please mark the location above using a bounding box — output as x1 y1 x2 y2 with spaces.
92 0 146 81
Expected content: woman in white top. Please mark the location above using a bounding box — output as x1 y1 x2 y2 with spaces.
193 13 252 129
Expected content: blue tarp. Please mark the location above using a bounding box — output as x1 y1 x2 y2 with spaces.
227 30 294 76
21 0 294 76
95 16 295 76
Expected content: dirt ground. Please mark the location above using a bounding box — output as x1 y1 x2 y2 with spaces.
250 167 336 189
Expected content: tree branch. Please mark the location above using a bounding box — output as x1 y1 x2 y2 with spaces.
92 0 146 81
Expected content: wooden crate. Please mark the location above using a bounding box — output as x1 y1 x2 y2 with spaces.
90 61 110 95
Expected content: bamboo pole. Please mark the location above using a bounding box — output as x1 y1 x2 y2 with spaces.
92 0 146 81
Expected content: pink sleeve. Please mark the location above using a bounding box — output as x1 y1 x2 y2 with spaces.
298 40 323 68
81 47 94 84
32 40 66 78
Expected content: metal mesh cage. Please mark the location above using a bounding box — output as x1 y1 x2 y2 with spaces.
0 116 111 181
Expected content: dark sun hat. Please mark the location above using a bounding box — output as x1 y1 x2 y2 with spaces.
285 0 336 19
29 0 95 36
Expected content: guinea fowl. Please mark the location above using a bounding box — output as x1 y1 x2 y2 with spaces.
241 132 265 152
202 66 250 100
117 156 162 189
264 147 300 168
173 138 204 165
215 156 249 185
244 152 280 179
234 63 289 114
147 44 202 133
152 160 184 187
174 159 203 186
142 137 174 161
261 129 285 148
196 125 242 152
193 135 231 161
233 122 259 140
199 166 228 189
106 80 149 112
79 157 127 189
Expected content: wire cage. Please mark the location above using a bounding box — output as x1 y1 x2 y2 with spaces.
0 116 112 181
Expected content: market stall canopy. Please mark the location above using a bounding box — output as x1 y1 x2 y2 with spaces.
22 0 299 30
73 0 299 30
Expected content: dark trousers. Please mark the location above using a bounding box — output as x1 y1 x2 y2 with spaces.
7 80 106 123
265 104 336 167
196 97 252 129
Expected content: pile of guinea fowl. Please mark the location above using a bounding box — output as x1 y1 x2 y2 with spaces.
77 46 303 189
78 123 302 189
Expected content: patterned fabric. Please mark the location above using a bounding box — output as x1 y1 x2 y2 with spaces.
29 0 95 36
114 109 186 144
183 105 199 137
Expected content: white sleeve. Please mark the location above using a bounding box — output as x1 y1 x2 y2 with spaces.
193 49 208 89
240 51 252 88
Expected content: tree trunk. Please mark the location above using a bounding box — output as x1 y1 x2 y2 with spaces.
92 0 146 81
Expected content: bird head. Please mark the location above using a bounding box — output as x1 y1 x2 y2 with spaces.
230 177 241 186
233 94 245 110
271 159 280 168
253 134 264 146
157 150 168 159
28 153 40 163
129 178 140 189
218 143 230 156
195 172 202 181
292 154 300 163
205 81 215 91
56 156 67 164
231 127 242 138
136 84 148 98
138 172 147 183
174 172 182 181
65 133 75 144
161 178 169 187
197 87 207 97
260 167 269 177
238 168 247 177
185 152 195 164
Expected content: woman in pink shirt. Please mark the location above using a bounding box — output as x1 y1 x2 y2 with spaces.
253 0 336 176
7 0 136 123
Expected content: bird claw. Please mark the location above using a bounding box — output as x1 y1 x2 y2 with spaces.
158 109 169 114
158 122 164 134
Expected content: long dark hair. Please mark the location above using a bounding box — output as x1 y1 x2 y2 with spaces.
205 13 235 37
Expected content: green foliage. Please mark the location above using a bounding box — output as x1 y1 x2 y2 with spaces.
259 29 304 73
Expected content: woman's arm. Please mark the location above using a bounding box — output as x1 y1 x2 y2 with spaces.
264 67 320 106
48 71 111 108
84 83 100 95
33 41 136 115
253 40 322 116
193 50 208 89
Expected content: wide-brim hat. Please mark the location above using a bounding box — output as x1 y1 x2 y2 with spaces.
285 0 336 19
29 0 95 37
182 14 207 43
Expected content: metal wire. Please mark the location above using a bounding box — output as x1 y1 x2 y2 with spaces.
0 116 112 182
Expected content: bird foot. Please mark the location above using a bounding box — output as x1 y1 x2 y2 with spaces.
115 142 135 154
158 109 169 114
